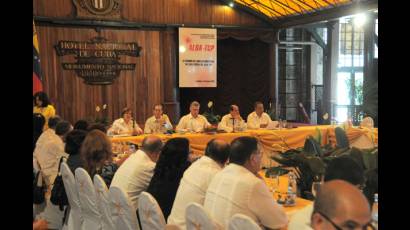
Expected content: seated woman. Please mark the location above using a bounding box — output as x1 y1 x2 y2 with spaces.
110 107 143 136
65 129 87 173
80 129 118 187
33 91 56 130
146 138 192 219
33 113 45 152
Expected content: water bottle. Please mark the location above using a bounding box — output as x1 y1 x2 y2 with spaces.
286 171 297 206
372 193 378 228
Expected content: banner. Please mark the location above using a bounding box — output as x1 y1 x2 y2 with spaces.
33 21 43 94
179 28 217 87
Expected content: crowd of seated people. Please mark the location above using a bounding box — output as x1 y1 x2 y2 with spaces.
33 92 376 230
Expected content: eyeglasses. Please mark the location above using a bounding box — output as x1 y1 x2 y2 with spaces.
316 211 376 230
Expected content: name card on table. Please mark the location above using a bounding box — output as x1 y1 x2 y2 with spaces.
178 28 217 87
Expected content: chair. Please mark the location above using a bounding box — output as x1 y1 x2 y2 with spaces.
185 202 223 230
228 214 262 230
60 162 83 230
94 174 115 230
138 191 166 230
109 186 140 230
75 168 102 230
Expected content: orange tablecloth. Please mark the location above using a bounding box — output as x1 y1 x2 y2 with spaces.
110 126 378 167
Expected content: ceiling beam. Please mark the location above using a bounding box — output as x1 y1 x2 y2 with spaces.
271 0 378 28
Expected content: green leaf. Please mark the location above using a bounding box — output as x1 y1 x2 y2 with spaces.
335 127 350 148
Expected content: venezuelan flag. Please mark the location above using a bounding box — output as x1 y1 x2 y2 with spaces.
33 21 43 94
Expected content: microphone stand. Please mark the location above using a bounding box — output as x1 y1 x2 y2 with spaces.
231 117 235 133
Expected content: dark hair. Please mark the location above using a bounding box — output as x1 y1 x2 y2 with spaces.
205 139 230 165
153 138 191 181
48 116 62 130
55 121 72 136
121 107 132 117
324 156 365 186
87 123 107 133
74 120 89 131
254 101 263 108
229 136 258 165
33 113 45 151
33 92 51 108
141 136 163 154
65 130 87 155
81 130 112 176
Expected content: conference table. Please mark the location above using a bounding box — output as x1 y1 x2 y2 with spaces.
111 125 378 168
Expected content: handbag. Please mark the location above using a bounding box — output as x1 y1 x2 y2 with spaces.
50 157 68 211
33 170 46 204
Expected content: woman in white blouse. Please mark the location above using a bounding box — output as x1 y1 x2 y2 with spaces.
111 107 143 135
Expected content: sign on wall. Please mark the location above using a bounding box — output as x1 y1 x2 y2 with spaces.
73 0 121 20
55 36 142 85
179 28 217 88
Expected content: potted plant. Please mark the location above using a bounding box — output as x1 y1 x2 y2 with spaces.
202 101 221 128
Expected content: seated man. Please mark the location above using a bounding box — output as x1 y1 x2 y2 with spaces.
176 101 210 133
110 136 163 210
111 107 143 135
167 139 230 229
218 105 247 132
204 136 288 229
311 180 372 230
288 156 365 230
144 104 173 134
247 101 273 129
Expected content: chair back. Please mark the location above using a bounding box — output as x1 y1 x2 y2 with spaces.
109 186 140 230
75 168 102 230
60 162 83 230
228 214 262 230
185 202 223 230
94 174 115 230
138 191 166 230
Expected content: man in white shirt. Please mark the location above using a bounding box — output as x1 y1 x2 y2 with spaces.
247 101 273 129
310 180 372 230
176 101 211 133
218 105 247 132
204 136 288 229
144 104 173 134
288 156 365 230
111 107 143 135
110 136 163 210
167 139 230 229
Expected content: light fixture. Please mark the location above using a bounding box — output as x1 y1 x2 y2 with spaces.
353 13 366 27
179 45 186 53
228 2 234 7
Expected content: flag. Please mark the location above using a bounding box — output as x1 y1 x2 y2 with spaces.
33 21 43 94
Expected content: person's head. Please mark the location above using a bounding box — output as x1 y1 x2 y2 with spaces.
80 130 113 176
121 107 133 122
65 129 87 155
311 180 372 230
229 136 262 174
189 101 200 117
48 116 62 130
141 136 163 162
153 104 164 119
33 113 45 134
205 139 230 167
154 137 191 180
55 121 73 140
87 123 107 133
33 91 50 108
254 101 264 116
325 156 365 188
230 105 240 118
74 120 89 131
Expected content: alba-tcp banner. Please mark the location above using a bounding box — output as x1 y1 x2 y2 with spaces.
179 27 217 87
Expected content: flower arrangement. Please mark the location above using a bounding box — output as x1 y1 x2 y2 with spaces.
202 101 221 125
90 104 110 126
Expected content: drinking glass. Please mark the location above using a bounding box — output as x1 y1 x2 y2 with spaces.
268 174 280 194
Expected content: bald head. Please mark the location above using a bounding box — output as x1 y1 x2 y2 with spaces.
311 180 371 230
141 136 163 155
205 139 230 166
